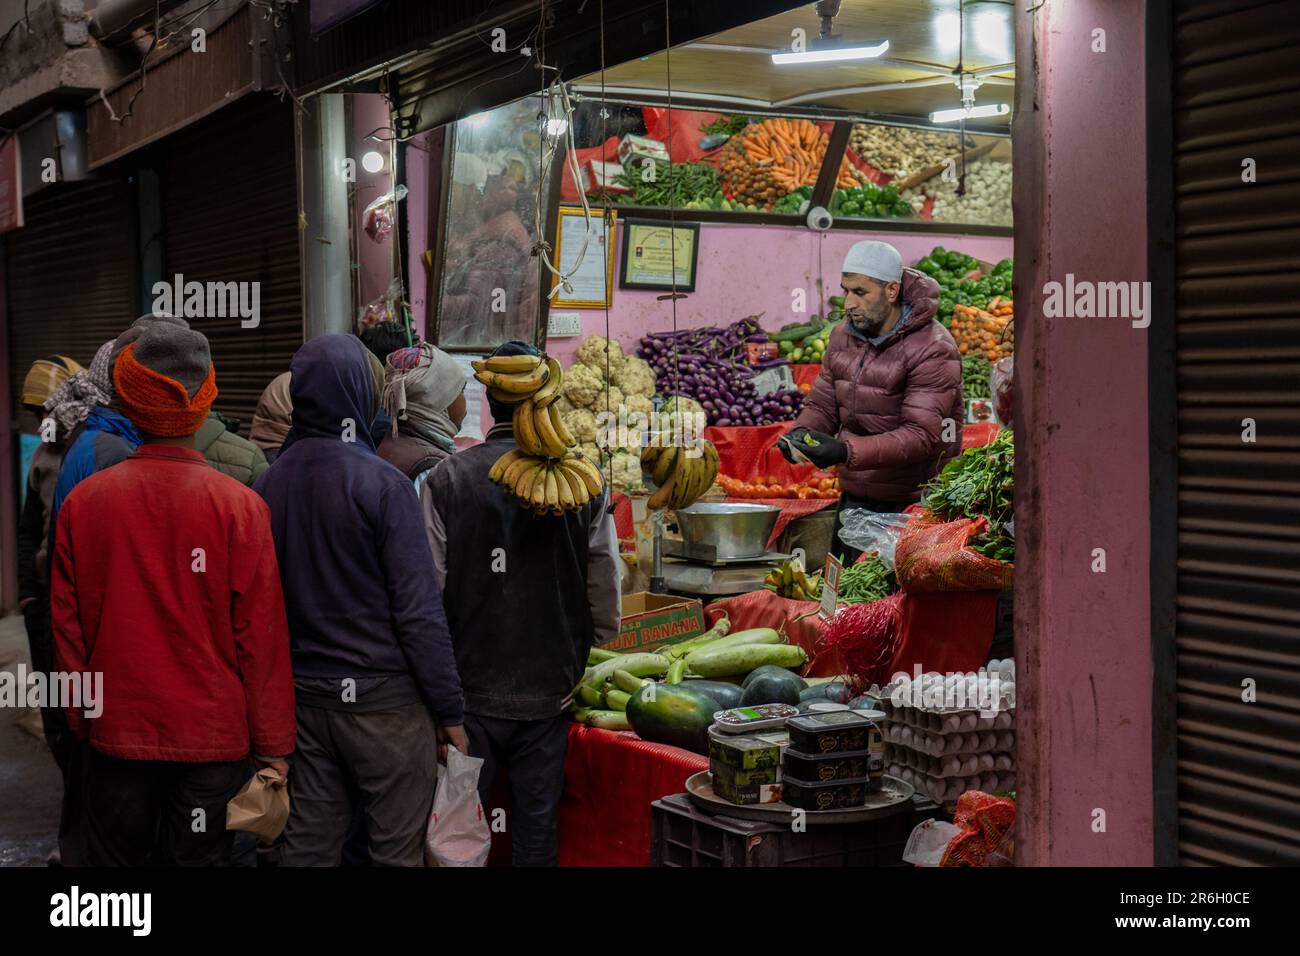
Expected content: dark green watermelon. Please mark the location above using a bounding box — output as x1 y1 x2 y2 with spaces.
625 683 719 754
681 679 744 711
740 668 806 707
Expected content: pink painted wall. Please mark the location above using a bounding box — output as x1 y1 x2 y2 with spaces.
403 129 442 340
351 93 397 312
545 222 1013 369
1013 1 1152 864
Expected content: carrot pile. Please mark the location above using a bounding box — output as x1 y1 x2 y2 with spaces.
717 118 859 208
951 297 1015 362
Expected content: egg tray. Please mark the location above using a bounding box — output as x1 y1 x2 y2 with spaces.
888 763 1017 804
880 724 1015 757
875 698 1015 732
884 742 1014 778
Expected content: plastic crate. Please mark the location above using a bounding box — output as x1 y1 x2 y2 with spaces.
650 793 939 867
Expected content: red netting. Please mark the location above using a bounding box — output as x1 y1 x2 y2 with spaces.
940 791 1017 867
894 512 1014 593
820 594 905 694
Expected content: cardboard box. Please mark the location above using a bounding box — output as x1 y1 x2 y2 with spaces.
600 591 705 653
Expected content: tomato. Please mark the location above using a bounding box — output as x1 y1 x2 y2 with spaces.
766 475 781 487
797 489 810 500
785 483 801 497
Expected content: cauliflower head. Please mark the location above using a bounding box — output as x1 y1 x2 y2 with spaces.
551 395 576 417
575 335 626 373
561 407 599 444
610 451 645 494
589 386 624 416
613 356 657 398
578 441 607 465
561 363 603 407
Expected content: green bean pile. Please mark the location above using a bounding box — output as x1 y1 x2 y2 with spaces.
837 557 897 605
610 160 721 207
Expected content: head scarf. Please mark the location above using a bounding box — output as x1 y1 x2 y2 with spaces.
114 347 217 437
250 372 293 452
382 343 467 453
22 356 82 408
43 340 116 432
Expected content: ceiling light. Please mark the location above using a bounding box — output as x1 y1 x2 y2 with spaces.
930 103 1010 123
545 117 569 137
771 41 889 65
361 151 385 173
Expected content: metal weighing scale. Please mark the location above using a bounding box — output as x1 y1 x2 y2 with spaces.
649 505 790 598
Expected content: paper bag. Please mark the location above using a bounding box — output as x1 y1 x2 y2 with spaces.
424 746 490 867
226 768 290 844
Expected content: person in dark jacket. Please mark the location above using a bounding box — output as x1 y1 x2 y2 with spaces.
360 320 417 444
51 322 295 866
378 342 468 491
254 334 466 867
783 240 963 561
421 340 621 866
193 412 269 485
250 372 292 464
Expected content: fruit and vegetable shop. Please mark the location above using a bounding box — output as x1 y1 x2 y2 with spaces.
292 0 1211 867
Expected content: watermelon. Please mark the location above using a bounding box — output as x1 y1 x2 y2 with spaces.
625 683 719 755
740 667 807 707
681 679 745 711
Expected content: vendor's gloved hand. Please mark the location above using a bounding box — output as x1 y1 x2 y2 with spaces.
778 427 813 464
800 430 849 469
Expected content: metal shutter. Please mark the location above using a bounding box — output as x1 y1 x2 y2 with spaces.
6 179 137 409
160 96 302 433
1172 0 1300 865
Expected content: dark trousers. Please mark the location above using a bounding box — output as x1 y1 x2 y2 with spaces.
280 702 437 867
832 494 912 565
465 713 568 867
23 599 82 865
80 748 246 866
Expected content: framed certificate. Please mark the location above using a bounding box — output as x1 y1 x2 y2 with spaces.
618 218 700 292
549 205 617 309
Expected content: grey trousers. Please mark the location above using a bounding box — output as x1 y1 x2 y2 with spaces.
280 702 438 867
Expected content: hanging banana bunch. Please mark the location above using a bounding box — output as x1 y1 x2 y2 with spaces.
475 353 604 515
640 440 720 511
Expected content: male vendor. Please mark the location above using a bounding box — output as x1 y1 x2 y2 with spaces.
782 240 963 561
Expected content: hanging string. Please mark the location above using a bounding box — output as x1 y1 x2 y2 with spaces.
663 0 680 416
599 0 614 494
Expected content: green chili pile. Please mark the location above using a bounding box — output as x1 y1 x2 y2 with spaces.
611 160 721 207
837 556 897 605
962 353 992 400
922 428 1015 562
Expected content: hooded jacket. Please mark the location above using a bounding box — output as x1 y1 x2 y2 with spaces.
253 335 464 725
49 406 141 538
195 415 269 486
794 268 964 501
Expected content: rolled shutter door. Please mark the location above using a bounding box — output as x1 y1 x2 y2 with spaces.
1172 0 1300 866
160 96 302 433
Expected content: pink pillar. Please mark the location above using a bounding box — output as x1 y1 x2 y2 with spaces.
1014 2 1154 863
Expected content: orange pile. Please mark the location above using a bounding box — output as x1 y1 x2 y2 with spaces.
719 473 840 500
951 299 1014 362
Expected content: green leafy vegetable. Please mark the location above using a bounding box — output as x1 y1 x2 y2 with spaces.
922 429 1015 562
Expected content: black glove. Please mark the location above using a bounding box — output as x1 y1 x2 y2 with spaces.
800 430 849 469
778 427 812 464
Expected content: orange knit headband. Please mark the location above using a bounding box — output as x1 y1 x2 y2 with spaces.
113 343 218 437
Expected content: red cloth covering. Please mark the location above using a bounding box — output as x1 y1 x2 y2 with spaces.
611 491 634 540
723 495 835 548
704 589 839 676
962 421 1002 449
791 363 822 390
641 108 727 164
487 724 707 866
559 135 621 203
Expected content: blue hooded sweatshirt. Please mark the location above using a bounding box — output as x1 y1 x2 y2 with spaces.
50 406 141 537
253 335 464 725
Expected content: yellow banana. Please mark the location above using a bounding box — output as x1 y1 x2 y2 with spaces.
544 467 561 510
532 358 565 408
512 462 539 501
640 446 661 469
487 385 529 406
533 401 569 457
554 466 576 510
489 448 526 484
562 455 604 498
548 403 576 449
479 362 549 395
671 455 701 509
513 402 546 456
483 353 543 374
652 446 680 487
532 464 551 510
557 464 589 508
647 471 676 510
500 454 535 489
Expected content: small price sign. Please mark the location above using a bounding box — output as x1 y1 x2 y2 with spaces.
746 341 779 364
819 553 842 619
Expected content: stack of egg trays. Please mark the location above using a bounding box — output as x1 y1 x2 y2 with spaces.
875 698 1015 804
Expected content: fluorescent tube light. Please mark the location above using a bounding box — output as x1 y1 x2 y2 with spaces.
930 103 1010 123
771 41 890 65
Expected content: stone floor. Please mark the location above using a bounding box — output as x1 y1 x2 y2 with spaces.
0 613 61 866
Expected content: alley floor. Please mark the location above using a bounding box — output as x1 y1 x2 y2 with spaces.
0 613 61 866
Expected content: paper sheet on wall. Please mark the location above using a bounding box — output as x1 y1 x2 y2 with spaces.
453 354 486 441
553 211 612 306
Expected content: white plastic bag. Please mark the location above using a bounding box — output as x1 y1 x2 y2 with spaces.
837 509 917 568
901 819 963 866
424 746 491 867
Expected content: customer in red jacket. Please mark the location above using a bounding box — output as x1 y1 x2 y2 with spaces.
783 240 963 561
51 323 295 866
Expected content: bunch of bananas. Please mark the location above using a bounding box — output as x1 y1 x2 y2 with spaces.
641 441 720 510
762 559 822 601
475 352 605 514
489 451 605 515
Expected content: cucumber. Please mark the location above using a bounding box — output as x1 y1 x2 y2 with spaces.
666 659 687 684
582 652 670 689
584 709 631 731
612 669 652 695
683 627 780 661
577 684 603 707
604 689 631 711
686 643 809 678
587 647 621 666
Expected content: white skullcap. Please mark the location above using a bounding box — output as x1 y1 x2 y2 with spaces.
842 240 903 284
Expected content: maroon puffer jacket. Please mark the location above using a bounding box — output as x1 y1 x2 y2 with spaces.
794 268 963 501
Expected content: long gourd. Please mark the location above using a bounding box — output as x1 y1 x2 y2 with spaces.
685 642 808 678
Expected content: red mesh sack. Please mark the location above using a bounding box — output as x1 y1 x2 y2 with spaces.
941 791 1016 867
894 512 1014 593
819 594 905 694
641 108 729 164
703 589 839 676
704 423 822 484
